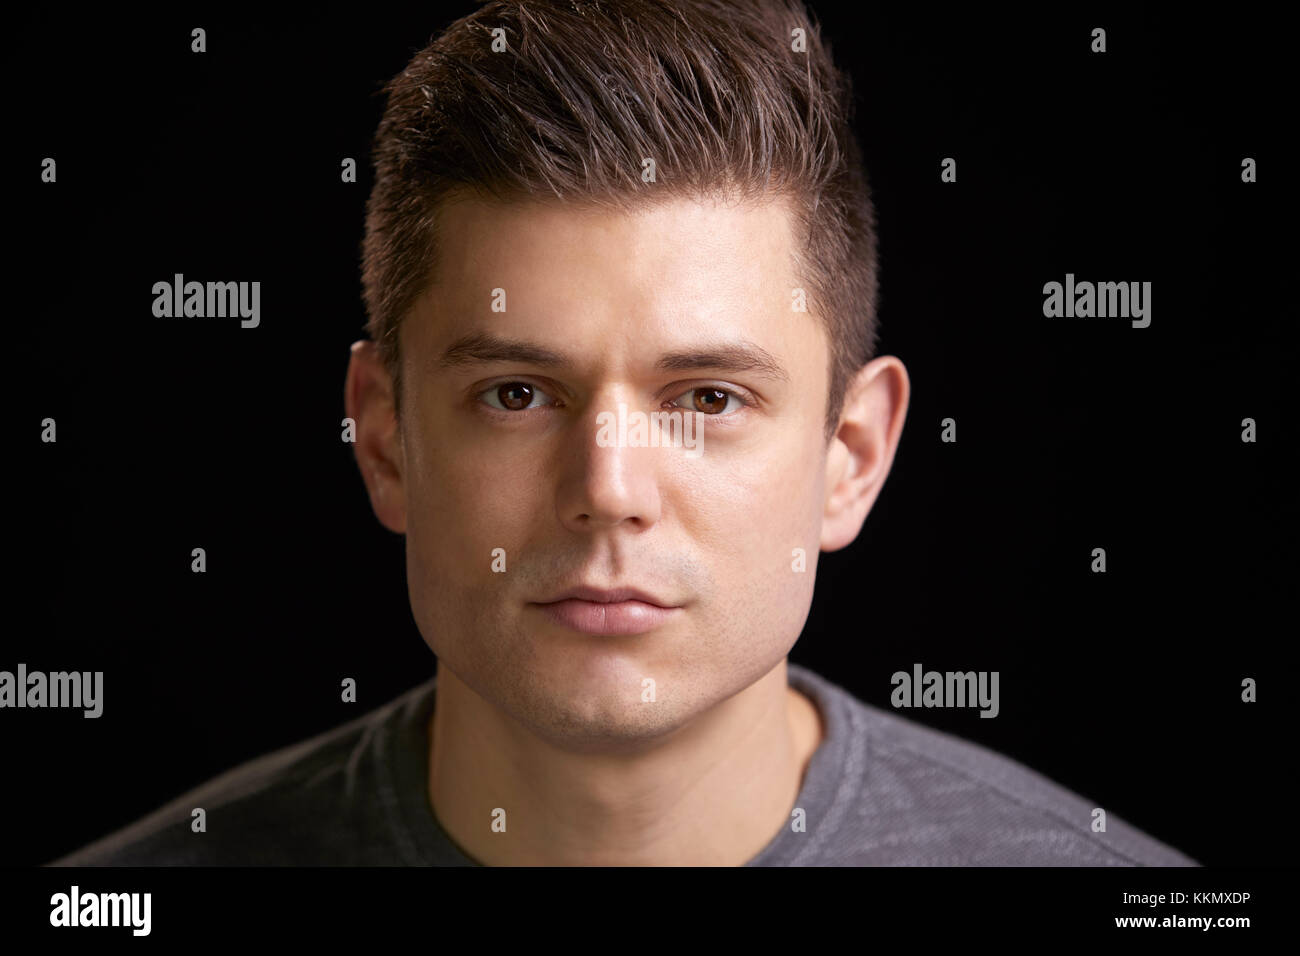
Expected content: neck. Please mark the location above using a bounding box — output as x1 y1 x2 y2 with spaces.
427 659 823 865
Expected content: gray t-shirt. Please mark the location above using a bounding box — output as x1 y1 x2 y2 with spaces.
48 663 1198 866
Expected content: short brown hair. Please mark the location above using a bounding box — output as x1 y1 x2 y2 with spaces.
361 0 879 439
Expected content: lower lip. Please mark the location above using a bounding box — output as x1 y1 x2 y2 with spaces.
532 599 679 636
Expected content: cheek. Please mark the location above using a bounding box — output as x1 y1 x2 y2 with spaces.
675 430 824 653
401 409 549 652
405 388 547 547
684 416 824 548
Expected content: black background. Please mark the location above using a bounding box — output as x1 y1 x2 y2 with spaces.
7 1 1291 868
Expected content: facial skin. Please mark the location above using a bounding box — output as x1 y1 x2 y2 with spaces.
345 192 909 865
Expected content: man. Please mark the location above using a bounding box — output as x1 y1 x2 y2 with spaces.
51 0 1196 866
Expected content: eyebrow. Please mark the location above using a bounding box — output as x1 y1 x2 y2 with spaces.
656 343 789 383
437 330 789 383
438 331 566 369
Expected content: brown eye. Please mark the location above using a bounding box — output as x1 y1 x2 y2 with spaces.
692 388 730 414
498 383 533 410
480 381 556 412
667 386 745 417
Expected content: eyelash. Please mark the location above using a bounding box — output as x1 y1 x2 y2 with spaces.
475 380 756 417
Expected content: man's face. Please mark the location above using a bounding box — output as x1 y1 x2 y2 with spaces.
392 194 835 752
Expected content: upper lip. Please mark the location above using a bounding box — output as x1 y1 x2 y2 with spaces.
535 585 677 608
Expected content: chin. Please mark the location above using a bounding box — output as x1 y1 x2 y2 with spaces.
512 676 700 754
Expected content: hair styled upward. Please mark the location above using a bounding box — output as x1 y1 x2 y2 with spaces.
361 0 879 439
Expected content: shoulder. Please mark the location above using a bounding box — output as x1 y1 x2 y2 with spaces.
46 683 433 867
795 666 1199 866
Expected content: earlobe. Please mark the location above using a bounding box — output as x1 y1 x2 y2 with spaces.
344 340 407 534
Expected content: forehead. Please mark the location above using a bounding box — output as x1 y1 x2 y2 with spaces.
402 191 826 383
426 192 801 305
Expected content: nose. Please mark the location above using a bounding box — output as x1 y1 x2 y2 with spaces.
556 398 663 534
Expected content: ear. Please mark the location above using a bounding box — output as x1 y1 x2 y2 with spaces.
344 340 407 534
820 356 910 552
